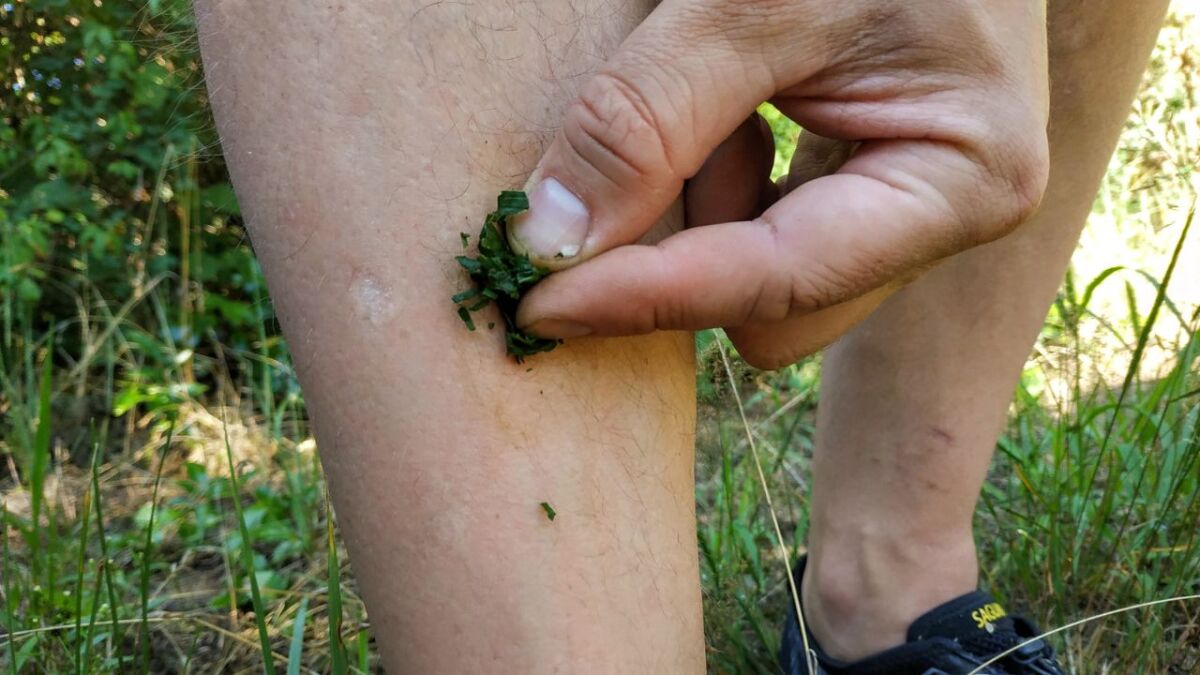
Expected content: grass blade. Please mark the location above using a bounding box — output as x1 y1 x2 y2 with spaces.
78 559 106 675
139 422 174 673
221 413 278 675
2 503 18 675
72 440 100 675
28 339 53 600
286 597 309 675
89 443 123 664
326 490 348 675
356 623 369 672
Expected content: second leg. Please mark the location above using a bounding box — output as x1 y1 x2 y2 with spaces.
801 0 1171 662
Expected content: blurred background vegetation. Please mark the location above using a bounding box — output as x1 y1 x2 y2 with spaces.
1 0 1197 672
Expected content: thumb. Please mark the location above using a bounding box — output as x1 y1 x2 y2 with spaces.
506 0 782 270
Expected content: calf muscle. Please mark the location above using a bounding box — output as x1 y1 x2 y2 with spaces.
195 1 704 671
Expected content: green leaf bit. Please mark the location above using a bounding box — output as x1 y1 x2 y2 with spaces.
453 190 562 362
540 502 557 522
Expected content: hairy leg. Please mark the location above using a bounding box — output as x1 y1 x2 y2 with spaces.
802 0 1172 661
194 2 703 672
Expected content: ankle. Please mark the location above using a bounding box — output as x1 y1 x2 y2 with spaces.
801 527 978 662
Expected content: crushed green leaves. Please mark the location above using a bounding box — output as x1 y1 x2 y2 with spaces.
453 190 561 362
540 501 557 521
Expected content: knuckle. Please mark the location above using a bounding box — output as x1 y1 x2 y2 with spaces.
967 116 1050 244
747 215 815 318
988 134 1050 238
632 267 685 332
564 70 678 189
1010 133 1051 220
785 252 863 313
650 300 686 332
747 279 794 324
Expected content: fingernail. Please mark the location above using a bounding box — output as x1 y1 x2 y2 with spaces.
524 318 593 339
508 178 589 261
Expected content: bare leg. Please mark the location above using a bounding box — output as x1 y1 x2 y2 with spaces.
802 0 1172 661
194 2 703 672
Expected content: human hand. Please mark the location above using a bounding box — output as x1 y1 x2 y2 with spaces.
509 0 1050 368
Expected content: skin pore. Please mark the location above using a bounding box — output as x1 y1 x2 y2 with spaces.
195 0 1171 670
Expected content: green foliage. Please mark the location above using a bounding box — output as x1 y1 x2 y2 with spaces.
5 0 202 304
0 0 283 439
757 103 801 182
453 190 561 361
0 414 350 672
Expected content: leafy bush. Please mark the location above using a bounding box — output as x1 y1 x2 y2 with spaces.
1 0 284 431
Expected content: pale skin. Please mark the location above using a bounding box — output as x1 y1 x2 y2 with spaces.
195 0 1169 671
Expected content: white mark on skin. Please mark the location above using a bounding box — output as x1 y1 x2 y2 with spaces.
350 274 398 326
559 244 579 258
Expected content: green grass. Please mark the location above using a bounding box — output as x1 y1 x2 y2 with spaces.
1 5 1198 675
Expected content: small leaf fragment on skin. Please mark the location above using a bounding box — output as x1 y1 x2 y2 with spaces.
452 190 562 361
540 501 557 521
457 306 475 331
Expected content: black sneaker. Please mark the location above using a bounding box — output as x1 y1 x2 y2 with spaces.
779 557 1067 675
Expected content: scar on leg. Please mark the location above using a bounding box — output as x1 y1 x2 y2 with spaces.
928 426 955 445
349 272 398 327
